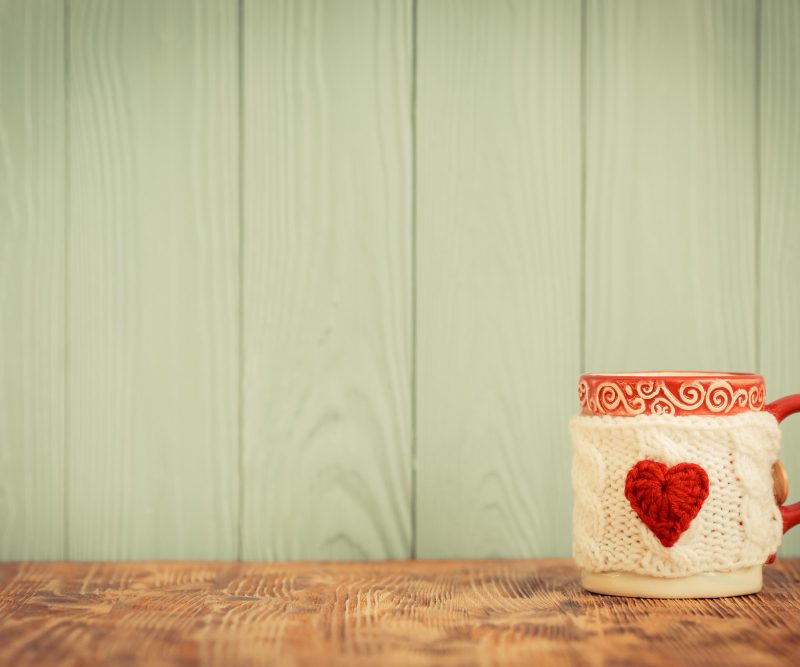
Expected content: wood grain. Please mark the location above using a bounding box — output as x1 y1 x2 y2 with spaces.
585 0 758 371
0 0 65 558
67 0 239 558
241 0 413 560
760 0 800 557
5 0 800 563
1 559 800 666
416 0 582 558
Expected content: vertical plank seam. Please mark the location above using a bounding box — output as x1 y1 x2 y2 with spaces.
579 0 587 374
410 0 419 560
63 0 71 560
237 0 245 561
754 0 762 372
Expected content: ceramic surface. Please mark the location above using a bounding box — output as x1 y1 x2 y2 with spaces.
581 566 762 599
574 371 800 597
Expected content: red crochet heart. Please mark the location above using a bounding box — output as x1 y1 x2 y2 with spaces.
624 460 709 548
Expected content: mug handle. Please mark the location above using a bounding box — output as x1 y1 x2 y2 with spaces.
766 395 800 534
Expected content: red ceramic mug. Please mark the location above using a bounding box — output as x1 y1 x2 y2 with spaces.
571 371 800 598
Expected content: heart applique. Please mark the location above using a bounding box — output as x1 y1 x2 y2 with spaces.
624 460 709 548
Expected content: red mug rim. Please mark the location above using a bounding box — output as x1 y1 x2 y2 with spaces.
578 371 765 416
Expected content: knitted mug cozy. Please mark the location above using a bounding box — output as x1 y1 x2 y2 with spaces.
570 411 783 578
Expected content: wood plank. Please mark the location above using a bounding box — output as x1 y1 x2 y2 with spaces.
585 0 758 371
760 0 800 557
241 0 413 559
416 0 582 557
2 559 800 666
67 0 239 558
0 0 65 558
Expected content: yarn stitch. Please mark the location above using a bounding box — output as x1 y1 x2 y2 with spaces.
624 460 709 548
571 411 783 577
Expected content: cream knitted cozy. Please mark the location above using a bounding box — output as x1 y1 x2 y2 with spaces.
571 411 783 577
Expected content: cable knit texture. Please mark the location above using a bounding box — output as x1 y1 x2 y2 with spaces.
571 412 783 577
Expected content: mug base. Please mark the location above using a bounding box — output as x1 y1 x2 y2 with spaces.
581 565 762 598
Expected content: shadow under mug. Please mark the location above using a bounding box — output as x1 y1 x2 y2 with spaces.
571 371 800 598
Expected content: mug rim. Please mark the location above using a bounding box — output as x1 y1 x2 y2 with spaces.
582 370 763 381
578 371 765 417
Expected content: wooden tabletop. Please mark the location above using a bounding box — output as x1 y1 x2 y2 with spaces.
1 559 799 666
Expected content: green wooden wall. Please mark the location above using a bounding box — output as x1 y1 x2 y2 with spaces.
1 0 799 560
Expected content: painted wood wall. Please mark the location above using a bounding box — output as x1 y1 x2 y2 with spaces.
1 0 799 561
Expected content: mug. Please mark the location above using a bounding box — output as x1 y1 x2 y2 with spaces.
570 371 800 598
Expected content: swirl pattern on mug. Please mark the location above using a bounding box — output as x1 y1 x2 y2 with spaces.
579 378 765 417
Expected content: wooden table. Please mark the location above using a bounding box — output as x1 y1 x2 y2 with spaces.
1 560 799 666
